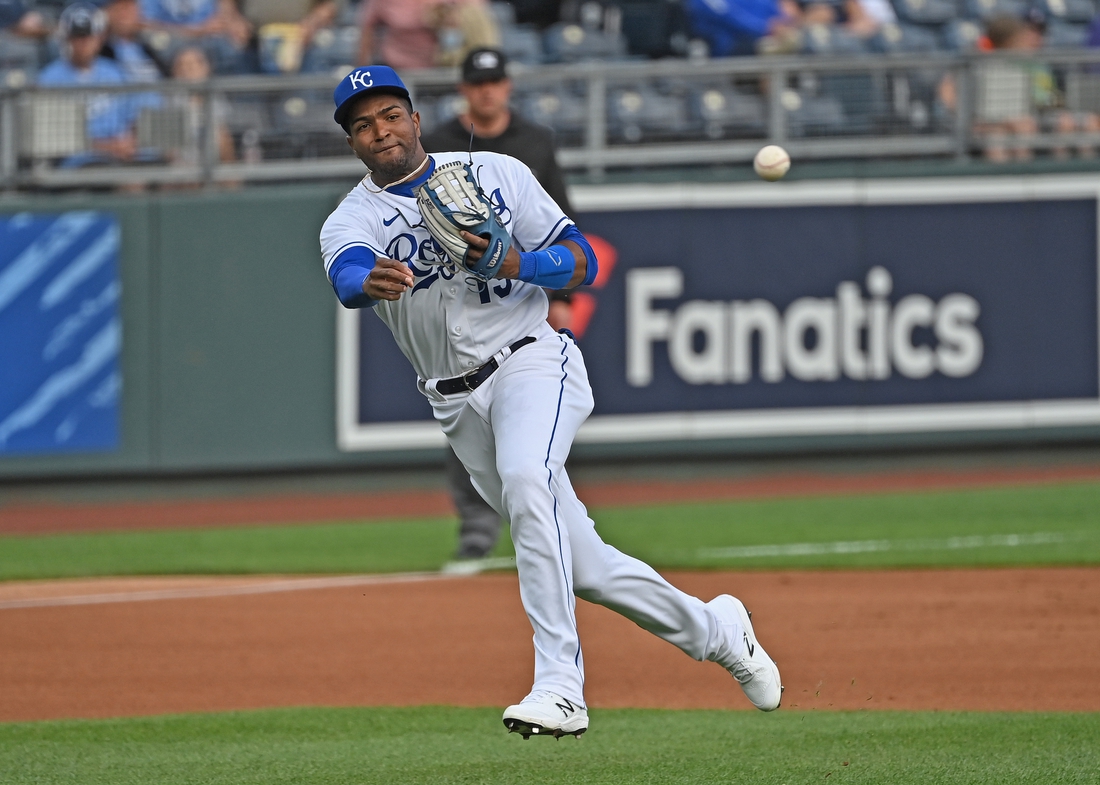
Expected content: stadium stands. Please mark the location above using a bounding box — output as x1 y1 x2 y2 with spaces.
4 0 1100 189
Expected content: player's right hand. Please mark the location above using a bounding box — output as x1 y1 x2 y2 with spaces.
365 257 414 301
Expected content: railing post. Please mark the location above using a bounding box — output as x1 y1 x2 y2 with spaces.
953 57 971 163
585 71 606 181
0 91 16 191
767 64 787 145
201 80 218 187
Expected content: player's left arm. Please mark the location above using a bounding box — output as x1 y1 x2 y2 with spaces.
460 226 595 290
460 156 596 290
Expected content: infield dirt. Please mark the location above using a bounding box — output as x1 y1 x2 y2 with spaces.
2 566 1097 722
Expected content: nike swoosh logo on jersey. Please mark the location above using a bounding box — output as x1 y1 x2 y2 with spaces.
383 212 402 226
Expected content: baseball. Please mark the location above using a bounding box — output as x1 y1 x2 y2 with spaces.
754 145 790 181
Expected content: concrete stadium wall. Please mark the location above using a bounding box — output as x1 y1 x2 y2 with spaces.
2 175 1099 481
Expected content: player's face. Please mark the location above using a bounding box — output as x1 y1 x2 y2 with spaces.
460 78 512 124
345 93 424 181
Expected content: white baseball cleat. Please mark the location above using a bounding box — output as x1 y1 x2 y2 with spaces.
708 594 784 711
502 690 589 739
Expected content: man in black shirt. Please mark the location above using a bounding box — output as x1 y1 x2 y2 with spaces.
423 47 576 572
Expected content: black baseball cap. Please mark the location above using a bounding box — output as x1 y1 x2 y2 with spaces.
461 48 508 84
59 2 106 38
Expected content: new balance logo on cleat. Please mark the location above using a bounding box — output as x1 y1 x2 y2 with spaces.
502 691 589 739
744 633 755 658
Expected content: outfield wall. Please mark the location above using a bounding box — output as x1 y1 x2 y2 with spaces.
2 173 1100 480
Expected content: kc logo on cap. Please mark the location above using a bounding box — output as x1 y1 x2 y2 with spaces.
348 70 374 90
333 65 411 126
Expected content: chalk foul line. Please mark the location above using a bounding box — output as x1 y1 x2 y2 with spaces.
696 532 1088 560
0 572 457 611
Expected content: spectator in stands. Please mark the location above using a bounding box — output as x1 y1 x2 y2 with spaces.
101 0 169 82
510 0 563 29
685 0 800 56
421 46 575 570
1 0 49 87
38 3 141 166
139 0 251 73
950 15 1099 161
0 0 49 38
356 0 499 69
797 0 895 39
171 45 236 164
242 0 341 73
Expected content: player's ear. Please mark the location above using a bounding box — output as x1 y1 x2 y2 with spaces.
412 111 421 137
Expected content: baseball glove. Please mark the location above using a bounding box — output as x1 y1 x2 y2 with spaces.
416 161 511 281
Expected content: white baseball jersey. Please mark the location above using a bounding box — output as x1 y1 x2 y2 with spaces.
320 151 573 382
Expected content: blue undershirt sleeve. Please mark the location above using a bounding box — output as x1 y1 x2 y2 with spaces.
552 224 599 287
328 245 378 308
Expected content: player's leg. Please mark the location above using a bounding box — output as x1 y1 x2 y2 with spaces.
444 445 503 560
463 334 593 708
519 336 783 711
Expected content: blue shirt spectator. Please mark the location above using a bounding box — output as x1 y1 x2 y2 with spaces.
39 57 137 141
139 0 252 73
140 0 217 26
37 3 141 165
102 0 169 83
686 0 792 56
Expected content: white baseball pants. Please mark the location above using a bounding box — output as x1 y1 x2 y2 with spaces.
422 330 732 706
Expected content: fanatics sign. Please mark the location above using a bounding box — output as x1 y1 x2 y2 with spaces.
337 176 1100 451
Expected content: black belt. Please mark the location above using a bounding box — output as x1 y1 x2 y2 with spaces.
435 337 536 395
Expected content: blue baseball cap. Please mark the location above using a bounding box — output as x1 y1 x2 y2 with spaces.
333 66 411 127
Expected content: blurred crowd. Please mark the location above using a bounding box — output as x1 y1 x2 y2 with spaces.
5 0 1100 86
5 0 1100 171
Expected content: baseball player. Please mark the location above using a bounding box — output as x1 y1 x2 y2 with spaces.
320 66 783 738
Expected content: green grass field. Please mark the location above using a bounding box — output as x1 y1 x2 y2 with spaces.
3 480 1098 784
1 707 1097 785
2 481 1099 580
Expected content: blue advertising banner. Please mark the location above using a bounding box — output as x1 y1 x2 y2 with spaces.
336 176 1100 451
0 212 122 456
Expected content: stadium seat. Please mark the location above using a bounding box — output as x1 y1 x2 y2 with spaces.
941 19 985 51
426 93 467 129
1036 0 1097 24
490 1 517 26
690 85 766 138
303 26 360 73
606 84 690 142
961 0 1028 20
517 86 589 141
0 31 39 74
784 91 847 137
891 0 958 24
543 22 628 62
612 0 691 58
499 26 544 65
272 94 335 133
800 23 869 55
871 22 943 53
1044 19 1090 47
819 72 887 134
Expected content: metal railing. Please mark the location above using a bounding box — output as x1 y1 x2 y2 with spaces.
5 50 1100 190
